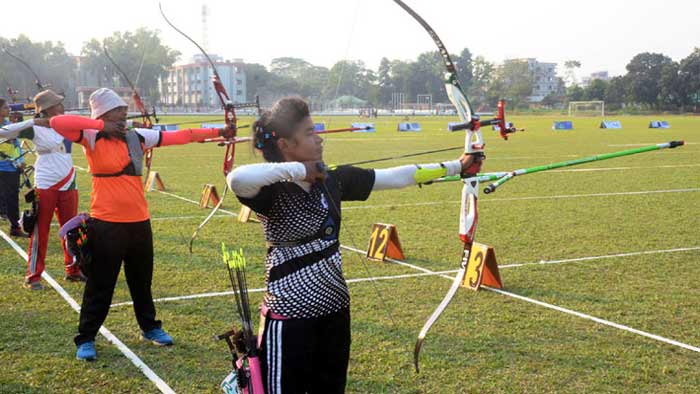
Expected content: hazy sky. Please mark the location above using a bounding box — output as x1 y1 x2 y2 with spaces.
4 0 699 79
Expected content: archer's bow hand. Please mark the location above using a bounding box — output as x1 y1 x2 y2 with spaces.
459 153 484 177
131 121 147 129
303 161 327 184
218 125 236 140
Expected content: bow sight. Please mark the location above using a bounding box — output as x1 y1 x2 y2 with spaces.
448 99 523 140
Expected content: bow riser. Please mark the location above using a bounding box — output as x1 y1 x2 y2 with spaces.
459 183 479 243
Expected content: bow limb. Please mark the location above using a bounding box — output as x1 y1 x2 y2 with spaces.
2 46 44 91
188 186 229 253
102 43 155 127
160 4 263 253
391 0 486 373
102 42 158 178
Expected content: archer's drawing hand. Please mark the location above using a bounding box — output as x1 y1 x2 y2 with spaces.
303 161 327 184
102 120 127 135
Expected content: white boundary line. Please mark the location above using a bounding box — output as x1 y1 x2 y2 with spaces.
50 214 232 227
483 286 700 352
343 247 700 354
150 189 700 353
342 188 700 210
155 191 239 216
0 230 176 394
154 185 700 213
118 245 699 309
372 252 700 353
110 269 462 308
500 246 700 268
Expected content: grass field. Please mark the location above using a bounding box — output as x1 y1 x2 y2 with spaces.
1 113 698 393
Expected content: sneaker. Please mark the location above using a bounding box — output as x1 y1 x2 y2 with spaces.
23 280 45 290
64 272 87 282
76 341 96 361
141 328 173 346
10 227 29 238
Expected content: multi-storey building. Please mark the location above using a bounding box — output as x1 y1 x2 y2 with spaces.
506 58 559 102
159 54 246 111
580 71 610 88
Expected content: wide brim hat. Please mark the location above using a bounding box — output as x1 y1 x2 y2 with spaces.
89 88 128 119
33 90 64 113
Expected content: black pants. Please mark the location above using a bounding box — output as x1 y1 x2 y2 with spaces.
260 309 351 394
74 219 161 345
0 170 21 228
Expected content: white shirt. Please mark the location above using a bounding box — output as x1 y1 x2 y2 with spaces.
32 125 76 190
0 119 77 190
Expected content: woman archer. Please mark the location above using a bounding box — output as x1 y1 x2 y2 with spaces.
1 90 83 290
227 96 482 393
36 87 236 361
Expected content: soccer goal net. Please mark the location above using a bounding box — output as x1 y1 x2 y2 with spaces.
568 101 605 117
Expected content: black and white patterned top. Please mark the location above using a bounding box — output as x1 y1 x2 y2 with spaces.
238 166 375 319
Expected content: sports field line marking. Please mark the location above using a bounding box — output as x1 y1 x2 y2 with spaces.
50 214 232 227
155 190 239 216
110 269 462 308
0 231 176 394
500 246 700 268
156 186 700 214
341 247 700 354
150 188 700 352
342 188 700 210
483 286 700 353
112 246 700 307
609 142 698 147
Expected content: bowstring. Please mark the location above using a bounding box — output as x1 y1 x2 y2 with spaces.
323 0 362 129
316 178 398 330
317 0 400 330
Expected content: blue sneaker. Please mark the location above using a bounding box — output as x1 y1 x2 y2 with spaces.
141 328 173 346
76 341 96 361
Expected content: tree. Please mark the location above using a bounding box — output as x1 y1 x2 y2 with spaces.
377 57 393 105
604 76 628 110
82 28 179 102
1 35 76 105
239 63 271 102
488 59 533 109
679 48 700 111
324 60 373 102
455 48 473 90
468 56 494 107
563 60 581 86
659 62 683 109
583 79 608 101
413 51 445 102
566 85 584 102
625 52 674 108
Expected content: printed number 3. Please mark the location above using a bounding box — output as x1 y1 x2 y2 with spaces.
467 251 485 288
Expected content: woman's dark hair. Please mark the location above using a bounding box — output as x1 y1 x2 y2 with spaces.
252 96 310 162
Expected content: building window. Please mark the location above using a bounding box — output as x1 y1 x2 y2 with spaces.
236 90 243 96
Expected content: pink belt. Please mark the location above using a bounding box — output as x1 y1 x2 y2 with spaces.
261 303 290 320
